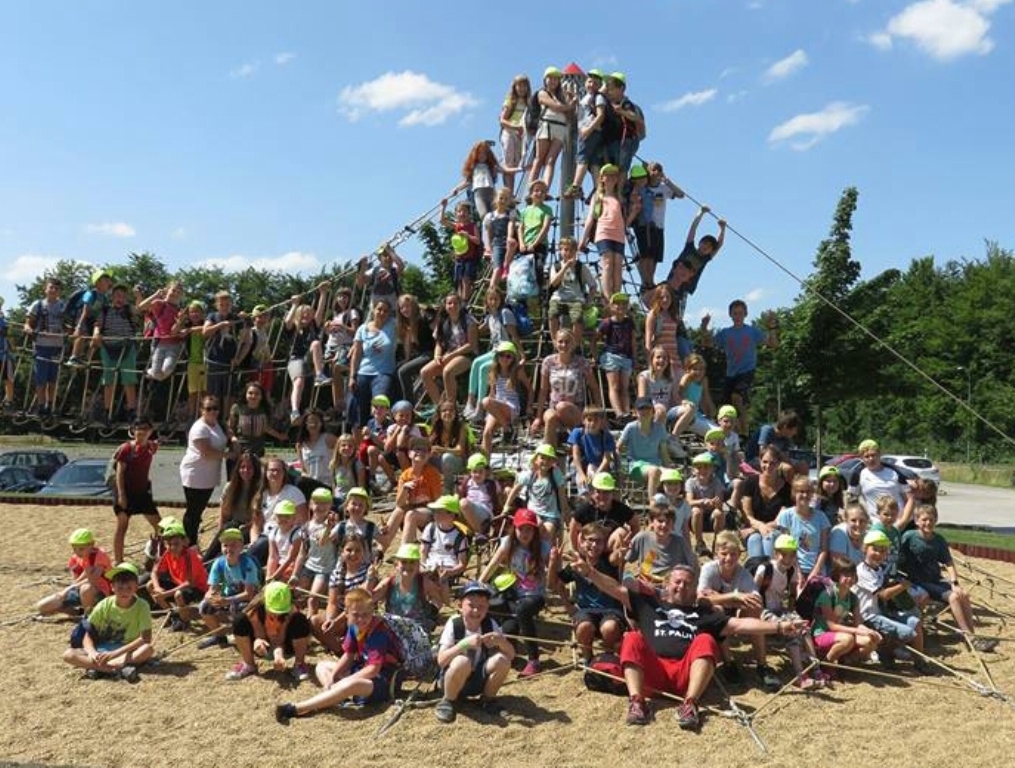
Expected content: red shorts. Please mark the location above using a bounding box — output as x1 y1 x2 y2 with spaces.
619 630 721 697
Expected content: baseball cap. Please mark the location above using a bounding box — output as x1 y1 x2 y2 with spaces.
451 233 470 256
610 292 630 304
660 468 684 484
858 439 879 453
493 572 518 592
264 582 293 615
68 528 95 546
774 534 799 552
346 487 371 510
162 524 187 539
608 71 626 84
395 543 421 561
275 499 298 517
495 341 518 356
218 528 244 543
717 405 738 421
105 562 140 580
818 465 842 482
543 65 562 78
91 269 112 286
534 443 557 460
629 165 648 180
310 487 334 503
427 495 462 515
591 472 616 491
513 508 539 529
467 453 488 471
634 396 654 411
459 580 493 599
704 428 726 443
371 394 391 408
864 530 891 548
392 399 414 413
692 452 715 466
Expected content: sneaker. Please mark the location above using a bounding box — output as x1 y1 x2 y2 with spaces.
314 373 331 387
695 542 712 558
813 668 833 686
198 634 228 650
169 613 188 633
972 636 999 653
119 665 139 683
518 659 541 678
462 403 478 421
893 647 913 661
912 655 931 675
39 404 52 418
757 664 781 692
289 410 301 425
878 652 896 671
65 356 85 368
291 663 310 682
275 703 297 725
676 698 700 731
794 673 821 691
435 697 457 724
720 661 742 684
224 662 257 681
1 400 14 413
626 696 650 726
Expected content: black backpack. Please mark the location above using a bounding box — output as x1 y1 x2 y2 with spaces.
523 89 543 136
599 97 622 144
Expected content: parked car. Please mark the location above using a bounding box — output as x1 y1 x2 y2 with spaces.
0 449 69 481
0 466 45 493
38 458 112 498
881 455 940 486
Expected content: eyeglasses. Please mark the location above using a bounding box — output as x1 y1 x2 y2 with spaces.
203 405 219 412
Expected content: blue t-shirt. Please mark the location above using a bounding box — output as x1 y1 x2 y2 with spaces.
620 420 668 464
568 427 616 469
775 507 831 574
354 318 397 377
557 553 622 613
714 324 766 378
207 552 261 598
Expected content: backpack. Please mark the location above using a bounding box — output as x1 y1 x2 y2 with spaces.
506 254 538 302
99 304 139 349
380 612 437 681
583 651 627 696
751 559 796 606
512 467 563 511
61 289 89 331
795 575 834 622
599 97 622 144
523 89 543 137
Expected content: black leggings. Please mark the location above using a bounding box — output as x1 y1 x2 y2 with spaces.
494 595 546 660
182 486 215 548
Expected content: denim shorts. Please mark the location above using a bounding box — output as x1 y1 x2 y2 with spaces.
865 612 920 642
599 351 633 373
596 240 625 257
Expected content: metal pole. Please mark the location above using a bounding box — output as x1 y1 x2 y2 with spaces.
966 367 972 464
559 63 585 240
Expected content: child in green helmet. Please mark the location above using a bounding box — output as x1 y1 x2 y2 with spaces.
37 528 113 617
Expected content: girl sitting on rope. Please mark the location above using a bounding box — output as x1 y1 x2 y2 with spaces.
480 341 532 456
480 507 550 678
373 542 444 635
811 557 881 670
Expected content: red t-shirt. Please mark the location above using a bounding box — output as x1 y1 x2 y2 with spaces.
155 547 209 592
114 440 158 495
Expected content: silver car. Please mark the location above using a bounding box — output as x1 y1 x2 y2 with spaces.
880 455 941 485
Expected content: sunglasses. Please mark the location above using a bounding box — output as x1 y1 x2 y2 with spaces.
203 405 219 412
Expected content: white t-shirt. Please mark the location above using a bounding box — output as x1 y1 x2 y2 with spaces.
857 465 906 517
261 485 306 537
179 419 227 489
438 614 504 669
755 561 795 613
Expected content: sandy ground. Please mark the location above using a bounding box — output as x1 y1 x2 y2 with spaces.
2 503 1015 768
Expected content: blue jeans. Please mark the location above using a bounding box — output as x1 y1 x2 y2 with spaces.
746 530 777 561
350 373 395 427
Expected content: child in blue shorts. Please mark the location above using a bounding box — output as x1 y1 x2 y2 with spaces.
595 292 635 419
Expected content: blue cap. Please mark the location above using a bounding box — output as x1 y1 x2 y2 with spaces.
459 580 493 599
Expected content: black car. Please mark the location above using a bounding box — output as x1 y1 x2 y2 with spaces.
0 449 69 481
0 466 45 493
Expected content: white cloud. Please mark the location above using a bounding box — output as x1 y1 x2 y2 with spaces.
870 0 1011 60
338 70 479 127
768 101 870 150
590 54 619 69
197 251 322 273
85 222 135 238
719 66 738 79
230 62 258 78
3 253 61 281
727 90 749 103
763 49 809 82
745 287 765 303
274 52 296 65
171 227 187 240
656 89 718 113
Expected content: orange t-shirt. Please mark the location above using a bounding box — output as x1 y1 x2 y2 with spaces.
68 547 112 595
398 464 443 507
155 547 209 592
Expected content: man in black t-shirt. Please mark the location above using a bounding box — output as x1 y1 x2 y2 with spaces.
568 471 636 554
574 563 805 729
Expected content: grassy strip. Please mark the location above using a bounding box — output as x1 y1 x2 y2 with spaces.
939 525 1015 553
939 462 1012 489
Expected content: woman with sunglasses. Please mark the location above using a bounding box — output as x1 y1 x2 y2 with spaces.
179 395 230 546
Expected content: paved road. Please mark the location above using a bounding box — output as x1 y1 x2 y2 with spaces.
937 481 1015 531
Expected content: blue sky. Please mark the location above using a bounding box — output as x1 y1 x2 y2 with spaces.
2 0 1013 324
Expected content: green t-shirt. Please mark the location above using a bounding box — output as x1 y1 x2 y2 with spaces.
811 588 857 636
900 530 951 585
520 204 553 249
88 595 152 645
